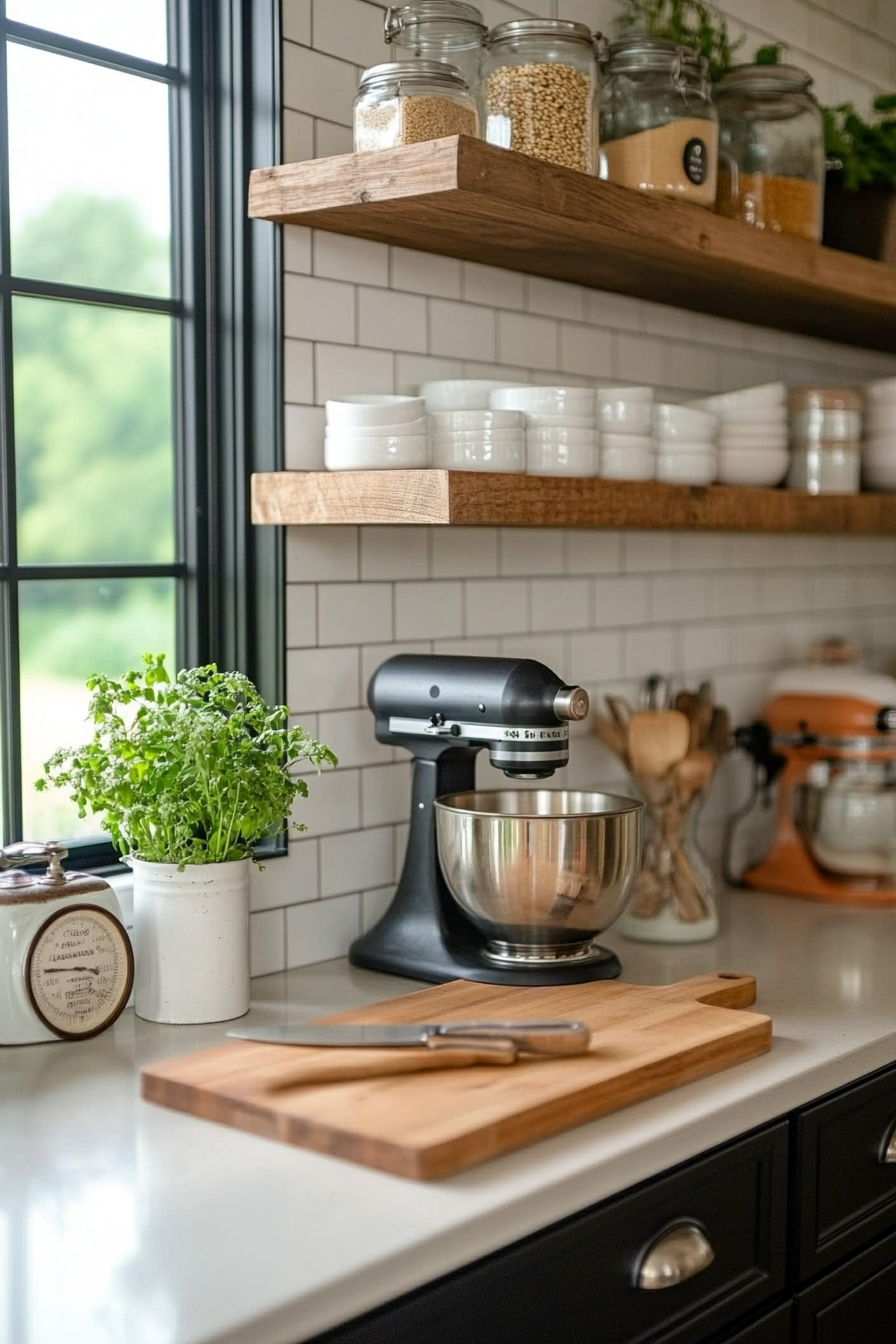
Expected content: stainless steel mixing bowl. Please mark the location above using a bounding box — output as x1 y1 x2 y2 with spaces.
795 783 896 878
434 790 643 965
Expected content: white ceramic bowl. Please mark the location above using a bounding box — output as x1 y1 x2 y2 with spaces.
527 440 597 476
491 386 595 415
655 450 716 485
600 432 655 453
864 377 896 405
705 406 789 426
692 382 787 414
325 395 425 428
526 427 597 446
716 447 789 487
432 438 525 472
429 409 524 432
599 445 654 480
325 435 430 470
524 413 596 428
419 380 524 412
654 403 717 442
597 400 653 435
432 429 524 445
718 430 789 452
597 385 654 403
325 417 428 438
658 438 726 456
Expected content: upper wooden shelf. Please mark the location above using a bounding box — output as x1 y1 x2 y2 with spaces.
248 135 896 352
251 471 896 533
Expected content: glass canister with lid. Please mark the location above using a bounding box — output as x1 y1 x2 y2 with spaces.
598 38 718 207
484 19 598 174
713 65 825 242
354 60 480 152
384 3 487 112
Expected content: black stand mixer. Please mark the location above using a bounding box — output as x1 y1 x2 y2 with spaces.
350 654 632 986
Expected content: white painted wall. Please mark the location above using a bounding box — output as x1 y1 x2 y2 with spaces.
247 0 896 977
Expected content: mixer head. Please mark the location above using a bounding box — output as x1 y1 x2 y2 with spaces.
367 653 589 779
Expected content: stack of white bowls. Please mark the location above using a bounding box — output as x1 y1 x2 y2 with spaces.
430 409 526 472
863 376 896 491
491 386 597 476
653 403 717 484
596 387 654 480
686 382 789 487
325 395 430 470
419 379 523 414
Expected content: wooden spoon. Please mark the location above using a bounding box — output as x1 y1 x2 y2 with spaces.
627 710 690 780
592 712 630 767
706 706 732 760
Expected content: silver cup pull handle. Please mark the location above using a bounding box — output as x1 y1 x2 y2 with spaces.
636 1222 715 1291
881 1122 896 1164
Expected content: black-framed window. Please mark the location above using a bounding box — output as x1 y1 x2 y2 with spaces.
0 0 282 868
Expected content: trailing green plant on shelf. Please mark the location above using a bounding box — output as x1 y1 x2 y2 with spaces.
613 0 744 83
36 653 337 867
823 95 896 193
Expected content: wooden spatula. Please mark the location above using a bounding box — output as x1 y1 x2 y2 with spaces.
627 709 690 779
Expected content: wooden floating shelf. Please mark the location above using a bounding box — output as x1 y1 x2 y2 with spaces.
251 471 896 534
249 136 896 352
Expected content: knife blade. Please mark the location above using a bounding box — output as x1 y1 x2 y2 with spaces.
227 1020 591 1054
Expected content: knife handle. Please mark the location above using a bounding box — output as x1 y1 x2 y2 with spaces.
435 1021 591 1056
270 1039 518 1089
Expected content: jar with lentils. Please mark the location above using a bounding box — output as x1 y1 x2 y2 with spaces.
598 38 718 207
484 19 598 174
713 65 825 242
354 61 480 153
384 3 488 115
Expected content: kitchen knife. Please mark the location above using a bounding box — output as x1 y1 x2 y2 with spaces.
226 1020 592 1087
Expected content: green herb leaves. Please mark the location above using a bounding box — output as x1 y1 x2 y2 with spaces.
35 653 337 866
824 95 896 193
614 0 744 85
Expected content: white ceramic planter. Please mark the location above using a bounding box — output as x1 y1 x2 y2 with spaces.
130 857 250 1024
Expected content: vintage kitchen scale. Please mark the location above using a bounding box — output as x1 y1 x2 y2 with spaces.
734 647 896 904
349 654 643 986
1 840 133 1044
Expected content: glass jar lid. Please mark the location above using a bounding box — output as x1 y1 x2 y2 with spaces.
487 18 596 50
358 59 469 94
715 63 813 95
385 3 487 41
600 36 705 76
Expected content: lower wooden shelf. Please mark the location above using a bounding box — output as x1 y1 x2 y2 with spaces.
251 471 896 534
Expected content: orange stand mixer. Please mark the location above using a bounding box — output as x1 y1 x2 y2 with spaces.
735 659 896 905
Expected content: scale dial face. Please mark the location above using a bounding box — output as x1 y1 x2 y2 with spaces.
25 904 134 1040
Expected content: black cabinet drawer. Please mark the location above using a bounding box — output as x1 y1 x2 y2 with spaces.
794 1060 896 1278
311 1123 788 1344
794 1225 896 1344
712 1302 792 1344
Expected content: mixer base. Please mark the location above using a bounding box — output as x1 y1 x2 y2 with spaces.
350 935 621 986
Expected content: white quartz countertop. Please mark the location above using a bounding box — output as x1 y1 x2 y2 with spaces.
4 889 896 1344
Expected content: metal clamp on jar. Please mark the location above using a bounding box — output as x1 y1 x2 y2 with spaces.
713 64 825 242
598 37 718 207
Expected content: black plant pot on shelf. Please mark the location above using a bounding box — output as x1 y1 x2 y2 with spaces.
823 176 896 265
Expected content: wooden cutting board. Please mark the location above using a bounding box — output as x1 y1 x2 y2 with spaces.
140 972 772 1181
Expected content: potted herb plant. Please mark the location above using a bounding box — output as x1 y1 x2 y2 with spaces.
612 0 744 84
822 95 896 264
37 654 336 1024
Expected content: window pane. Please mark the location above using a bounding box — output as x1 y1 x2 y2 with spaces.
14 297 175 565
8 45 171 296
7 0 168 65
20 577 176 843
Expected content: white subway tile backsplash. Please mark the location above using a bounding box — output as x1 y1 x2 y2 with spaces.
317 582 393 646
320 825 394 897
263 4 896 973
286 893 360 968
395 580 464 640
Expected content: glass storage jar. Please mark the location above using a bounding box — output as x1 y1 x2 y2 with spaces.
713 65 825 242
598 38 718 207
787 385 862 494
384 3 487 114
354 61 479 153
484 19 597 174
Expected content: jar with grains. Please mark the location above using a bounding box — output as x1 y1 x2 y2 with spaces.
484 19 598 174
787 386 862 494
384 3 487 114
353 61 479 153
713 65 824 242
598 38 718 207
